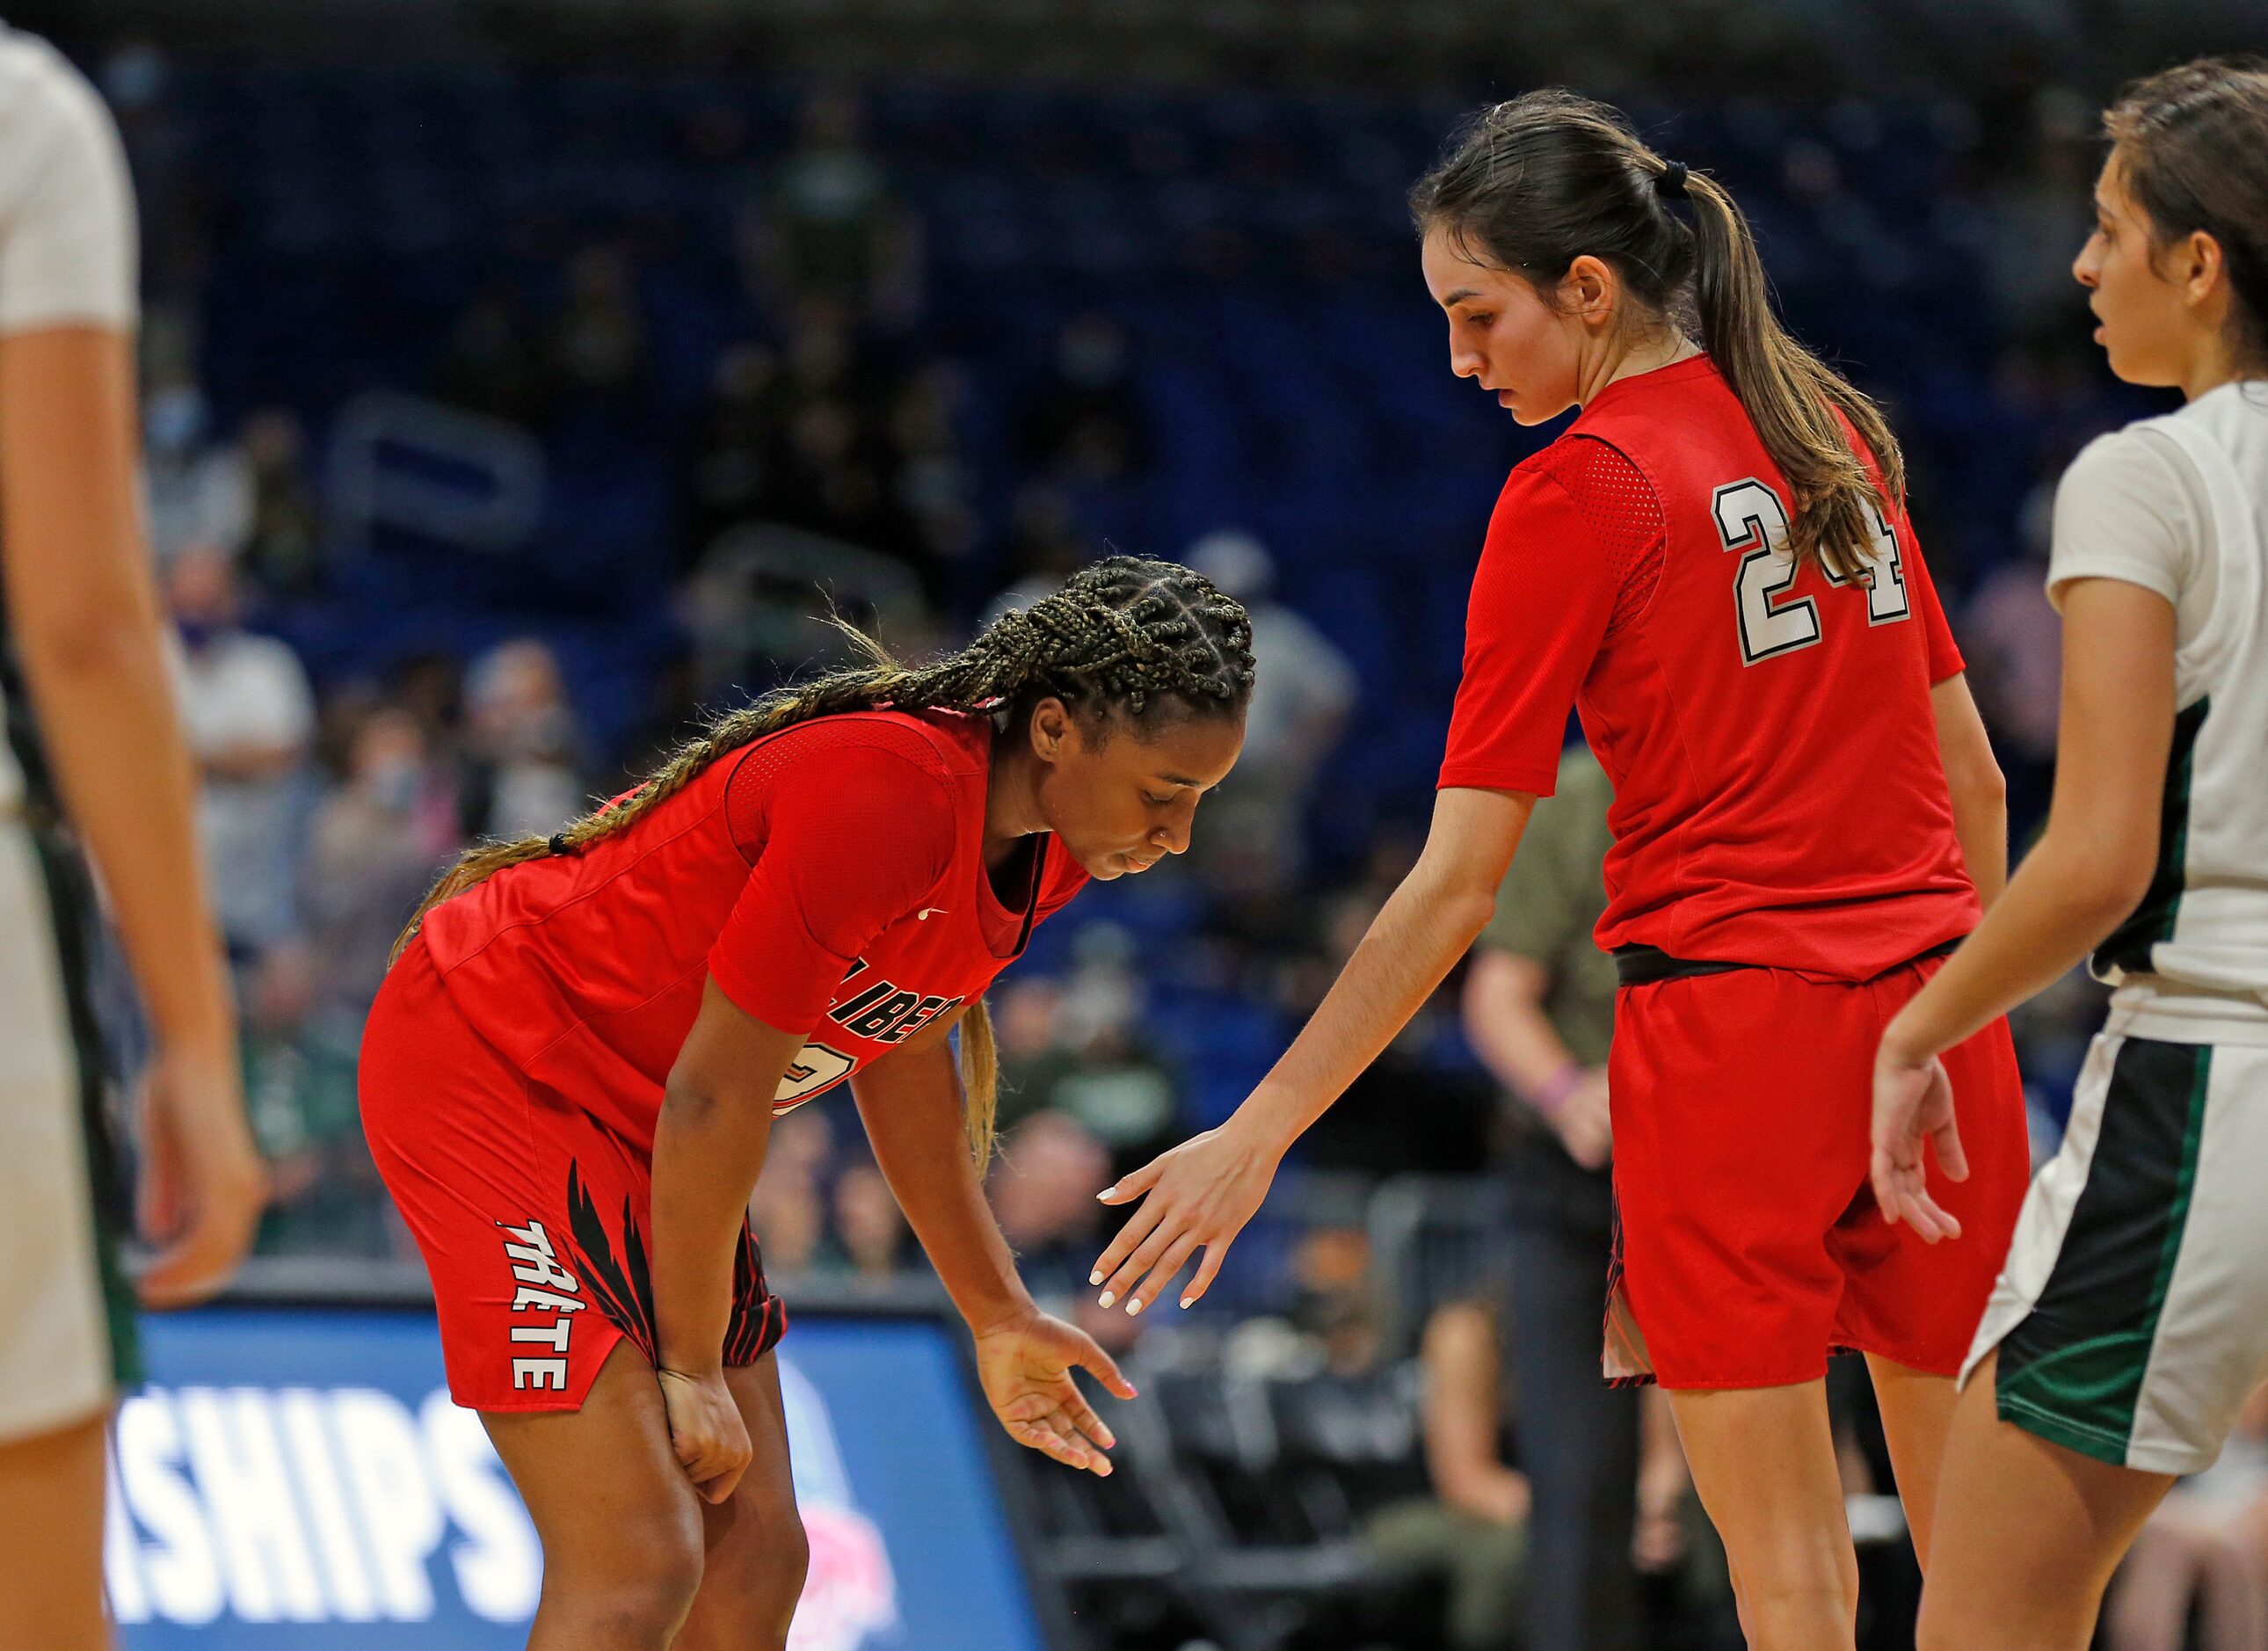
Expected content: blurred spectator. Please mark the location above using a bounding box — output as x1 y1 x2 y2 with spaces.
299 707 450 1031
1363 1296 1529 1651
750 1107 836 1277
2105 1384 2268 1651
825 1161 911 1281
1970 86 2103 332
1015 313 1151 483
1306 882 1496 1175
997 928 1180 1174
167 547 315 954
1187 528 1356 891
433 286 552 429
462 640 585 840
142 379 251 567
982 484 1095 626
988 1109 1114 1303
751 90 922 326
776 394 904 550
548 244 652 412
236 407 325 598
681 341 787 565
1462 745 1645 1651
885 363 981 585
1962 483 2062 835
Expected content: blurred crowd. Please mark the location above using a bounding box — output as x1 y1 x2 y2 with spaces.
77 35 2268 1649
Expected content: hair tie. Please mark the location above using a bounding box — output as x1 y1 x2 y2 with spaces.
1655 160 1690 200
548 833 571 856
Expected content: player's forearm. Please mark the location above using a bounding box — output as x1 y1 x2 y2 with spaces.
1947 766 2010 908
20 626 237 1058
0 329 235 1061
1240 864 1502 1153
1885 831 2147 1064
1463 954 1581 1101
854 1047 1035 1335
651 1087 773 1373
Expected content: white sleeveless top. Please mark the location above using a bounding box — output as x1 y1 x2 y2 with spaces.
2050 379 2268 1044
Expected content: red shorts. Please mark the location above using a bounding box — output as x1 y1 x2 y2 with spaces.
359 937 786 1412
1604 953 2028 1390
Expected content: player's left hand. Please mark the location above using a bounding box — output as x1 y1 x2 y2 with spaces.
972 1308 1137 1478
1871 1038 1968 1244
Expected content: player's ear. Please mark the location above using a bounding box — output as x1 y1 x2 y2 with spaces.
1026 695 1074 764
1564 254 1616 326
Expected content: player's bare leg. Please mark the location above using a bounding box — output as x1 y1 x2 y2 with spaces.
1864 1355 1959 1567
482 1340 710 1651
0 1407 111 1651
1915 1350 2174 1651
675 1352 807 1651
1668 1378 1858 1650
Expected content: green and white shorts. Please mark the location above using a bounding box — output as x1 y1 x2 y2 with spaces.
0 817 135 1444
1964 1022 2268 1476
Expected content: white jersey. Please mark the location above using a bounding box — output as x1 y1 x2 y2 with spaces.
2049 380 2268 1044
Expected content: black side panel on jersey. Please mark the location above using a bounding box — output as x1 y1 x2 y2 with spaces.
2097 698 2210 979
0 600 66 829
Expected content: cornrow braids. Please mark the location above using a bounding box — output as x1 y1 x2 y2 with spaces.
389 555 1254 1166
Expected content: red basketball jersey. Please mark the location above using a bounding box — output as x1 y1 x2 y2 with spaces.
1440 355 1980 979
418 708 1087 1151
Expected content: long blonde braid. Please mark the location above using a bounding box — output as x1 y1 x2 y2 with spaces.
392 555 1255 1162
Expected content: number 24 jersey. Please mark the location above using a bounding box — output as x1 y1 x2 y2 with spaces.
1438 354 1981 981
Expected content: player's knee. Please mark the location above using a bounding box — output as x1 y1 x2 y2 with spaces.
700 1497 809 1648
555 1510 707 1647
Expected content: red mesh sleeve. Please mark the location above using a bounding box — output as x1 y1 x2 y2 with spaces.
1524 435 1668 643
1438 439 1665 796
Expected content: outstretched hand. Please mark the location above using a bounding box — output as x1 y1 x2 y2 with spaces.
1871 1040 1968 1244
1090 1122 1282 1316
973 1308 1137 1477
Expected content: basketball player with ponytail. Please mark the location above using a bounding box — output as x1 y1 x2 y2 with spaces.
360 556 1252 1651
1095 95 2027 1647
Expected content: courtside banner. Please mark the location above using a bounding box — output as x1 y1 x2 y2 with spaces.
110 1306 1053 1650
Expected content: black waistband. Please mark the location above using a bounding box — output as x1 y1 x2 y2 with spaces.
1612 935 1964 988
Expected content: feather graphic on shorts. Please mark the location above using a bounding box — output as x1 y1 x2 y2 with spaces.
565 1161 658 1359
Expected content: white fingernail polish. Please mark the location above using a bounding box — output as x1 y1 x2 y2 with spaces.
1097 1291 1115 1308
1127 1298 1145 1316
1087 1270 1102 1285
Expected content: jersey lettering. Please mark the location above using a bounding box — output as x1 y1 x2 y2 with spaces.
841 990 922 1040
827 982 897 1025
881 994 956 1044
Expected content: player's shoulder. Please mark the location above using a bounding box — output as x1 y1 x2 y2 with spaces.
1511 432 1651 500
2058 420 2199 519
0 30 114 162
748 707 978 781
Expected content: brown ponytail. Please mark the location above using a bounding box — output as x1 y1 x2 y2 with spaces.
1680 169 1906 576
1412 89 1905 576
391 555 1255 1162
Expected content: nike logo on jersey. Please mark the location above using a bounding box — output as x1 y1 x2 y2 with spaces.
917 907 948 920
